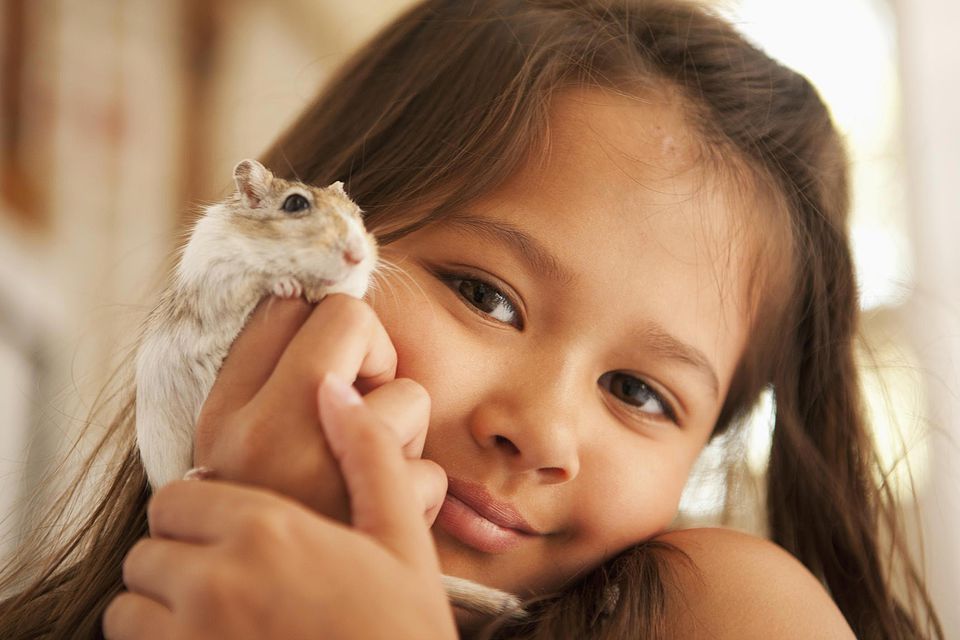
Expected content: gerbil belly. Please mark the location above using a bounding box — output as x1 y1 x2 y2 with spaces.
135 290 263 488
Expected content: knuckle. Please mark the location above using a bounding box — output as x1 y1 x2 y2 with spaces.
192 407 234 463
393 377 432 412
323 292 376 326
416 460 449 496
232 415 272 471
361 420 400 451
146 489 173 529
421 459 448 483
121 538 150 584
102 592 132 636
185 564 234 613
236 504 293 548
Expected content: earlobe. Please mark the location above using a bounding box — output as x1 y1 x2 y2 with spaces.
233 159 274 209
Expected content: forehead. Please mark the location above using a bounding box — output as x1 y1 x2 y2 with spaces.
493 87 736 244
486 86 749 301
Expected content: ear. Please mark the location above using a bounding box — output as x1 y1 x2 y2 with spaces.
233 159 274 209
329 180 348 197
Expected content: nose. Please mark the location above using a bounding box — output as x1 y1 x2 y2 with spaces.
343 248 362 265
343 237 366 265
469 378 582 483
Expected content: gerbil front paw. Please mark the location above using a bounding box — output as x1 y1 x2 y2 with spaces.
303 286 328 304
271 277 303 299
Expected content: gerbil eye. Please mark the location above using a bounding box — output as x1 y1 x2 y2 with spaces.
281 193 310 213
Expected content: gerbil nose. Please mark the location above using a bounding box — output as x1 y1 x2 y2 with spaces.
343 249 362 265
343 239 366 265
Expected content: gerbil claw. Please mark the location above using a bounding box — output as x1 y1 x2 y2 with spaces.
271 277 303 299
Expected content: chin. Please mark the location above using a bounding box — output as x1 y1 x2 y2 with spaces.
434 529 506 585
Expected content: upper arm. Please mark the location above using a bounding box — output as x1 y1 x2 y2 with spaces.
653 527 855 640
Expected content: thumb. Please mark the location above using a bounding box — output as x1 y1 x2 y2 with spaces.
318 372 440 572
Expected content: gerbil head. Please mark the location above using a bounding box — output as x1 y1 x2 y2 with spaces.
227 159 364 229
214 159 378 297
232 159 353 216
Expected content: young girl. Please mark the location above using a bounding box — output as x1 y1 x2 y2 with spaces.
0 0 944 638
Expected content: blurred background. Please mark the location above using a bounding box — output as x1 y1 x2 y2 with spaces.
1 0 957 632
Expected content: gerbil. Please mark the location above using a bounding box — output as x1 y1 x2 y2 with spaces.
134 159 527 622
135 159 378 490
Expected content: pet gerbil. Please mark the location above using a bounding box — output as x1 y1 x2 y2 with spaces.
134 159 527 622
135 159 379 490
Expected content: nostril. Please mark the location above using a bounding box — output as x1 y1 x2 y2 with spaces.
538 467 568 483
494 435 520 455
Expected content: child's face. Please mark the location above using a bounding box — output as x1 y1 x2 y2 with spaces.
369 88 752 596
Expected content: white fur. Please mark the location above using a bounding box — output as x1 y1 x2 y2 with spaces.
136 196 377 489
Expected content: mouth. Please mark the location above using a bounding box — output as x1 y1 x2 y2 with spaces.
436 477 540 554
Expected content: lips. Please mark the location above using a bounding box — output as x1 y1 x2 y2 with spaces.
436 477 540 554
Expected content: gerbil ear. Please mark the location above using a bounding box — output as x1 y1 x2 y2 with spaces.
329 180 348 196
233 159 274 209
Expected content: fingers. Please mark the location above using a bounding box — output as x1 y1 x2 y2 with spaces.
121 538 204 610
201 296 312 418
407 459 448 527
262 293 397 401
352 378 431 457
200 294 396 443
318 373 441 572
147 479 284 544
102 591 171 640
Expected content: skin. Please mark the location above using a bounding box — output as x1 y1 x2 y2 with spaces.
105 88 855 638
105 376 458 640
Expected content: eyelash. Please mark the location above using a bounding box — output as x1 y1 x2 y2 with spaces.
600 372 679 424
436 269 524 329
434 269 680 425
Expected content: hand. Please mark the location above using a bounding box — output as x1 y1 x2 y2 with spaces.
104 373 456 640
192 293 434 523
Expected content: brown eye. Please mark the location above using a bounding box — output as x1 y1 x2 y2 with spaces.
435 270 523 329
282 193 309 213
601 372 678 424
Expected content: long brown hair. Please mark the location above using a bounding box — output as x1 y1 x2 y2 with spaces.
0 1 942 638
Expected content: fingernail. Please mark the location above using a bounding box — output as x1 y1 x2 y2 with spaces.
323 373 363 407
183 466 214 481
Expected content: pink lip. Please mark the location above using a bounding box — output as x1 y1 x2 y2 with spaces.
447 478 540 534
435 478 541 555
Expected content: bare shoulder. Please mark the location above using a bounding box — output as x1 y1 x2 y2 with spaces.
652 527 855 640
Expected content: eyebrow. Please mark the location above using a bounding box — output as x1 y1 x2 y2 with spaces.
438 211 721 399
636 325 720 399
440 213 579 286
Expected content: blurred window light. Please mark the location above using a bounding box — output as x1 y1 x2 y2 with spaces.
717 0 910 310
677 1 928 526
857 338 931 500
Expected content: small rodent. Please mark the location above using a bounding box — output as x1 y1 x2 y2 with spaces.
134 159 527 622
135 159 379 490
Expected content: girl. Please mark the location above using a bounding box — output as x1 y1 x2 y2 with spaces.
0 0 944 638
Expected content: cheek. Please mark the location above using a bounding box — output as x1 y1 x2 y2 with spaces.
573 441 694 548
367 285 474 440
367 278 446 380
